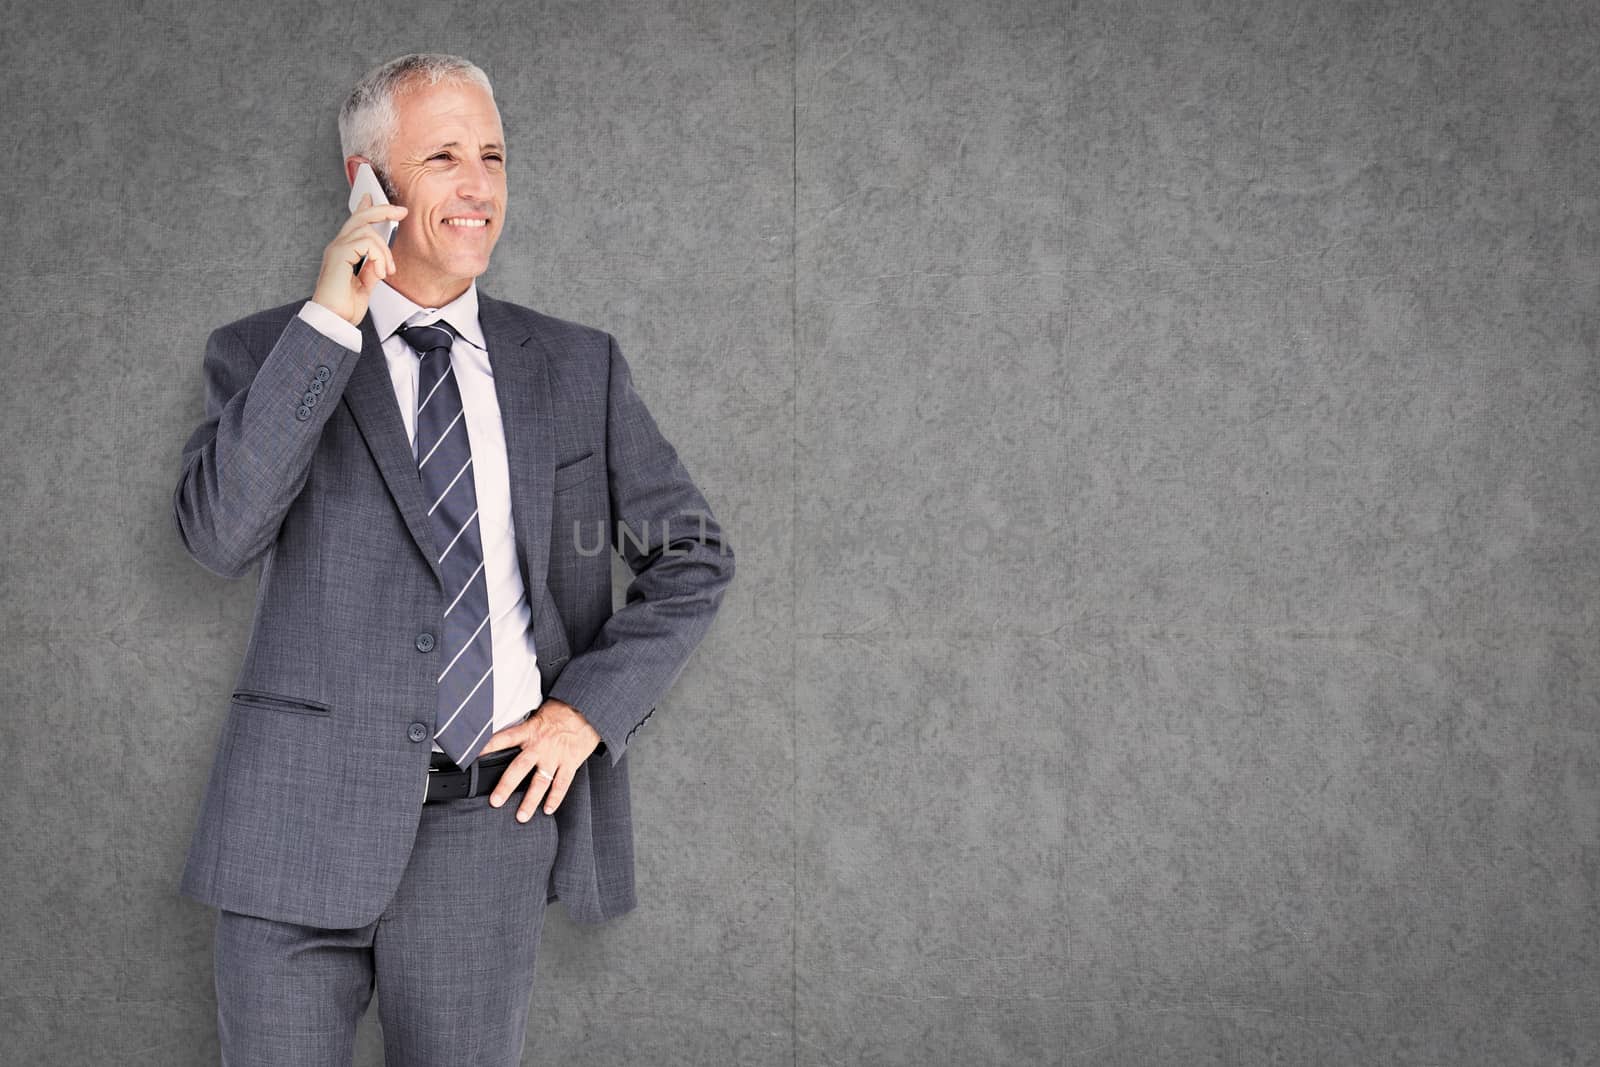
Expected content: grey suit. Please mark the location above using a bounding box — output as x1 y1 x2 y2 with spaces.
173 289 734 931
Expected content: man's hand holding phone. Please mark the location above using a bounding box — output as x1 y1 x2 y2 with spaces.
313 191 407 327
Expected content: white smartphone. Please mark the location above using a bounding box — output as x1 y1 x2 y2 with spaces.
348 162 396 275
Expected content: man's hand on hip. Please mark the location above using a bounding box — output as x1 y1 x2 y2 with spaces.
478 699 602 820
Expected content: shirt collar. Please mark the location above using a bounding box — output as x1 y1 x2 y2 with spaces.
368 278 486 350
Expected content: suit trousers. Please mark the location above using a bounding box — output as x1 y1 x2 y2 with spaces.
212 785 560 1067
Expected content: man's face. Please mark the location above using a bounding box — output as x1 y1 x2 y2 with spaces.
354 78 507 307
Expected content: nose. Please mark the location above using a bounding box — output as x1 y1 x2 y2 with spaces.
455 156 496 201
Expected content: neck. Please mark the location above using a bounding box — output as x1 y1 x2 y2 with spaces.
385 273 471 310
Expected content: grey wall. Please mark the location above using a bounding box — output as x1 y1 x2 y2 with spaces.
3 0 1596 1063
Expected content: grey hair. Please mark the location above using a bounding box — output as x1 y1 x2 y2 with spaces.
338 53 495 199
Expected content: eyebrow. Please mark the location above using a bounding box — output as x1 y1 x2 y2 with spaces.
426 141 505 153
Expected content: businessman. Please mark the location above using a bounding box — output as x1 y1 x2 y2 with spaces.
172 53 734 1065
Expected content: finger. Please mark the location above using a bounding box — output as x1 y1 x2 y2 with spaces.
353 222 396 276
477 731 513 757
338 204 406 243
542 763 575 815
516 767 553 822
478 720 534 762
490 748 538 807
349 200 404 218
354 248 381 282
344 231 374 270
350 203 407 224
353 233 388 278
368 232 390 279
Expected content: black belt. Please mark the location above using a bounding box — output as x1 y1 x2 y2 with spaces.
424 746 533 804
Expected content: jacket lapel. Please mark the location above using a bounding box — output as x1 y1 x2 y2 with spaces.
478 290 551 607
343 311 442 586
479 288 573 672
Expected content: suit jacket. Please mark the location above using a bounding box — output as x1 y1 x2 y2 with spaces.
172 287 734 927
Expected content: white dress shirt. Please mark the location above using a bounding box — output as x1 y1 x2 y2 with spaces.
297 282 541 756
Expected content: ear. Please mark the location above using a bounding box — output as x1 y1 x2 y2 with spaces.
344 156 368 187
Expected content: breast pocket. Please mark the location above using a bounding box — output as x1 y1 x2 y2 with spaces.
552 451 603 494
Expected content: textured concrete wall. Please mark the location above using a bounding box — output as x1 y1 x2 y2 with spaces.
3 0 1596 1063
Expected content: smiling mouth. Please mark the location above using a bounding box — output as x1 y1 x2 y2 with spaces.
443 218 490 229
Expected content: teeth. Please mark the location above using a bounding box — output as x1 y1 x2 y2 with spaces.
445 218 488 227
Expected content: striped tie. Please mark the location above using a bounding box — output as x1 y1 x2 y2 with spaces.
397 318 495 768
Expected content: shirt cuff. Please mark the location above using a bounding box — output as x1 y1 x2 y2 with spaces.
297 300 364 353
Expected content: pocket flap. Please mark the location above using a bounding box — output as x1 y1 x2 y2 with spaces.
230 689 332 716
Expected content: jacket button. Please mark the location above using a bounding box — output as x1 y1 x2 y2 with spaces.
295 405 312 421
310 378 325 394
415 632 436 652
315 365 332 382
302 391 317 406
407 722 428 743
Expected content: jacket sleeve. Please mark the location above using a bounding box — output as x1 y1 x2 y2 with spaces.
546 333 736 766
171 309 364 579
